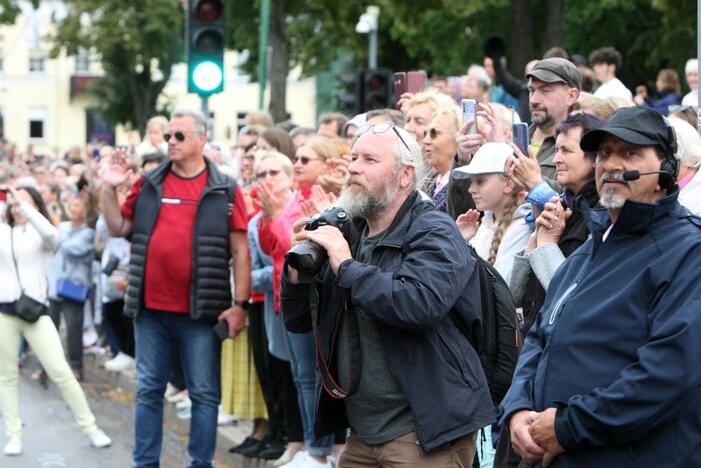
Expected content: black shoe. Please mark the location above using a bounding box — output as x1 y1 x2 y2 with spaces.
258 440 286 460
229 437 259 454
239 439 267 458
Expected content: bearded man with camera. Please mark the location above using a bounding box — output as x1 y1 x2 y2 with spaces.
281 123 493 468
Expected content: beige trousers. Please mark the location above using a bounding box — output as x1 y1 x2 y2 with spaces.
338 431 477 468
0 314 97 437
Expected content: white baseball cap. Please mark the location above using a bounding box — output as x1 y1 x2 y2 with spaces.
452 142 513 180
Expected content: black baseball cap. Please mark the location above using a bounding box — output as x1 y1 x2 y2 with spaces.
526 58 582 90
580 107 676 155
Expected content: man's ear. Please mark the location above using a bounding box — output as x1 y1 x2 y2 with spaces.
400 165 415 189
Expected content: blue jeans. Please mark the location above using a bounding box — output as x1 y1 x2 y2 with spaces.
284 330 332 456
133 309 221 468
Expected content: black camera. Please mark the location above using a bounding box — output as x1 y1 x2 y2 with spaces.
286 207 352 277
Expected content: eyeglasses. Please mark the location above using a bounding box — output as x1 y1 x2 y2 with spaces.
355 123 411 152
293 155 322 165
164 131 187 142
423 127 444 140
256 169 281 179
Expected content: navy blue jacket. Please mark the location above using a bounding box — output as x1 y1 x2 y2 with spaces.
500 190 701 467
281 191 495 452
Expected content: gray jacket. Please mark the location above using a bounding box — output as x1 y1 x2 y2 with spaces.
48 222 95 300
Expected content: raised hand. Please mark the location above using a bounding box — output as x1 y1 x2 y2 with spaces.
101 148 133 188
507 143 543 191
456 209 481 241
455 119 484 165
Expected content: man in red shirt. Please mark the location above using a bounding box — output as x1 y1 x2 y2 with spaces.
100 108 250 468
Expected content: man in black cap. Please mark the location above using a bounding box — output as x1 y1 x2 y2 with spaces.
499 106 701 467
509 58 582 191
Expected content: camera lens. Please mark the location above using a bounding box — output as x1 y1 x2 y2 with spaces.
287 240 329 276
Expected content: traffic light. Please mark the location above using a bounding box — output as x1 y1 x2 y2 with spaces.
187 0 225 95
334 70 364 116
362 68 393 112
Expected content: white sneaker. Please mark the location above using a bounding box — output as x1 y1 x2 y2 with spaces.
274 445 303 466
104 352 136 371
217 407 238 426
88 428 111 448
82 328 98 349
175 396 192 409
164 384 187 403
280 451 332 468
3 436 21 456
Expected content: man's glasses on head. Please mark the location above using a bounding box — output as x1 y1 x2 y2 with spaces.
164 131 187 142
355 123 411 152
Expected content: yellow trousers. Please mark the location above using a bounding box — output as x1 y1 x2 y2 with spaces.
0 314 98 437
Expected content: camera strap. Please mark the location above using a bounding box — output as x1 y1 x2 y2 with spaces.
316 296 361 399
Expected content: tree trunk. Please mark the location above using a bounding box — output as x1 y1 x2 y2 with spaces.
268 0 288 123
541 0 564 52
510 0 532 77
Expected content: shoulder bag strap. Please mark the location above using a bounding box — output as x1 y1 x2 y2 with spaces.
9 229 24 293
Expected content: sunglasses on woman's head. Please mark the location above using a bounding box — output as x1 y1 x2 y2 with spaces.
164 131 187 142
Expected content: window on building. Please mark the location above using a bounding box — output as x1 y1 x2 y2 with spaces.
29 56 44 73
75 53 90 73
28 108 46 142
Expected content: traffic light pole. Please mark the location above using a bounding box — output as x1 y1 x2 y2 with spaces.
201 94 211 139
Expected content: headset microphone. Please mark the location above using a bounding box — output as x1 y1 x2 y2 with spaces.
622 170 664 181
622 170 676 193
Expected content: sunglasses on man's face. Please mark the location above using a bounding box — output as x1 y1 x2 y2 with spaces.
164 131 187 142
293 155 321 165
256 169 281 179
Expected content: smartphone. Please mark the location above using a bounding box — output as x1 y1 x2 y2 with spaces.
512 122 529 155
213 320 229 341
407 70 426 94
0 190 6 202
461 99 477 134
393 72 407 108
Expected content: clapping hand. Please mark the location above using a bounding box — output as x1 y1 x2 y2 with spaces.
535 196 570 245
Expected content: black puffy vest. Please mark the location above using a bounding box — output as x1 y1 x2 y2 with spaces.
124 158 235 323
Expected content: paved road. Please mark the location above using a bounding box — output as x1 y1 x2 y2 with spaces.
0 353 271 468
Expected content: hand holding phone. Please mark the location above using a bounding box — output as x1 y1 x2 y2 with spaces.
393 72 407 108
213 320 229 341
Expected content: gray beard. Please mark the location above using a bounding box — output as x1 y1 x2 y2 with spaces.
336 178 399 219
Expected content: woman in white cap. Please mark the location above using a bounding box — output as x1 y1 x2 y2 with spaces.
454 142 531 283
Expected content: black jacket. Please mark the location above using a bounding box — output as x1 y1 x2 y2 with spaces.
281 191 495 452
124 158 235 322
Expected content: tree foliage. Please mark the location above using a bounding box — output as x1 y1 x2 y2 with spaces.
49 0 184 136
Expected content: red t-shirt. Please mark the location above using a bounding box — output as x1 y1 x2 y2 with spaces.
121 169 247 313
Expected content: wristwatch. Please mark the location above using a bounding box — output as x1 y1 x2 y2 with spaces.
233 299 250 310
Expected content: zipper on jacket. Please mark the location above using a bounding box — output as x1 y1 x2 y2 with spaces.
548 282 578 325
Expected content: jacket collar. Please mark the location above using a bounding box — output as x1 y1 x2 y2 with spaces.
580 188 681 243
143 156 228 189
350 191 429 250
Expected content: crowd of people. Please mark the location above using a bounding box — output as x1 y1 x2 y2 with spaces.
0 44 700 468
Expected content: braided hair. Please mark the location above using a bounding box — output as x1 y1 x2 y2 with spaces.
487 193 525 265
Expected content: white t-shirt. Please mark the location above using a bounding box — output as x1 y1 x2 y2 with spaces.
593 78 633 100
682 90 698 106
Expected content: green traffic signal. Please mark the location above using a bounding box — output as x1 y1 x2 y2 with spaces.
192 61 223 93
